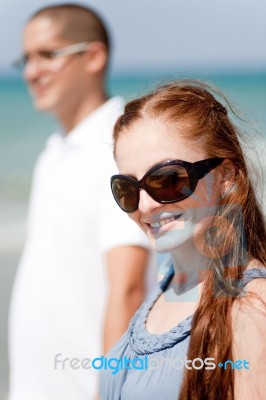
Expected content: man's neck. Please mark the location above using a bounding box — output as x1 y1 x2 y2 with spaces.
58 90 108 134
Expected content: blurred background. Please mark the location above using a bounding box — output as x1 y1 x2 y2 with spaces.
0 0 265 397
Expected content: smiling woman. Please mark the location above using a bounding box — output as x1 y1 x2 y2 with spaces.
100 80 266 400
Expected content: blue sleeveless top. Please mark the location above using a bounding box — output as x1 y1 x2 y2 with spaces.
99 267 266 400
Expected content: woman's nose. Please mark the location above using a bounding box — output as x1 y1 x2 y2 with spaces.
138 189 162 215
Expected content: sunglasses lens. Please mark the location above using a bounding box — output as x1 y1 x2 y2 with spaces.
111 178 138 212
146 165 190 202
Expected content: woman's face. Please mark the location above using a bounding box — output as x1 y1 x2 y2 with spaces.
115 117 224 253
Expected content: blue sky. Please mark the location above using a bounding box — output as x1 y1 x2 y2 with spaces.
1 0 266 73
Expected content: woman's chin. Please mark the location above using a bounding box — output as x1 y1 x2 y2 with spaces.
148 229 189 253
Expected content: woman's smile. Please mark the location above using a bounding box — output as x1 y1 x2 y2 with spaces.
142 212 183 236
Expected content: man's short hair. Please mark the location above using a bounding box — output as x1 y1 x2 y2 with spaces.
29 3 110 52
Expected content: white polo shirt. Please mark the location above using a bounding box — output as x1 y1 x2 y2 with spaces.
9 97 156 400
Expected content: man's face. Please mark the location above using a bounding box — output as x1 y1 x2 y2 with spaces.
23 17 88 116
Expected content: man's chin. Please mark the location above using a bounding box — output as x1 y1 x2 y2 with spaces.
33 97 55 113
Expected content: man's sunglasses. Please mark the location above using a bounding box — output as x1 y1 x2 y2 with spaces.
111 158 224 213
13 42 91 70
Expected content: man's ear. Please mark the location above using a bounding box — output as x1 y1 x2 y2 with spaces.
220 159 236 195
84 41 108 74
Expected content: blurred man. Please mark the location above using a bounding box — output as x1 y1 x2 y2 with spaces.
9 4 155 400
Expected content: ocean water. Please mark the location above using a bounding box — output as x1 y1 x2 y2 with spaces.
1 70 265 244
0 70 265 397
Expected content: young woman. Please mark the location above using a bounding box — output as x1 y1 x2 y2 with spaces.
100 81 266 399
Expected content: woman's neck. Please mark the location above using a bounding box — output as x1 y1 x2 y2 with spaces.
168 240 208 298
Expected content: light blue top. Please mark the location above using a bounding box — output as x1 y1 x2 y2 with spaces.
100 267 266 400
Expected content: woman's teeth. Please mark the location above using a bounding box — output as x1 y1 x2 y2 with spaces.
150 215 180 228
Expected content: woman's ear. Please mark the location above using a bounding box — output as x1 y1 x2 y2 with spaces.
220 159 236 195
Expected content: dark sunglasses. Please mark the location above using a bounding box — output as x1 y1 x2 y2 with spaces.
111 157 224 213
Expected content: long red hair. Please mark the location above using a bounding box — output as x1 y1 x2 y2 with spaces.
113 80 266 399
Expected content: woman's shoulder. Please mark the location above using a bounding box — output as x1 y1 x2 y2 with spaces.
232 261 266 348
243 269 266 298
241 260 266 298
231 263 266 398
231 262 266 355
233 260 266 308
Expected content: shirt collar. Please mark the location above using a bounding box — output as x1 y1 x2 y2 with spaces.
59 96 124 147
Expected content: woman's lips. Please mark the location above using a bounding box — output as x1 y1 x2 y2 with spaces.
145 214 183 235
